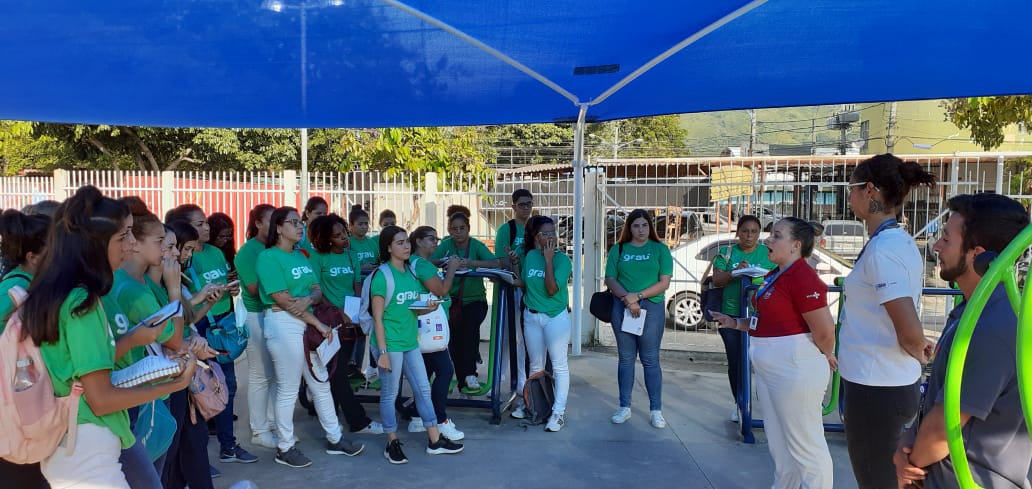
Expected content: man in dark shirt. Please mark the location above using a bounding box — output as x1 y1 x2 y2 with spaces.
894 193 1032 488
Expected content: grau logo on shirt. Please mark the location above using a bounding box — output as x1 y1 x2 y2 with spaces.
356 251 375 260
394 290 420 304
513 237 524 246
328 266 354 277
527 268 545 278
202 268 227 281
291 265 313 280
622 253 652 262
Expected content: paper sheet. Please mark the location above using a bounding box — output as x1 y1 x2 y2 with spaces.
317 332 341 367
620 308 647 336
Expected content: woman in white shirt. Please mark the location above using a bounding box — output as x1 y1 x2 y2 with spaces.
837 153 936 489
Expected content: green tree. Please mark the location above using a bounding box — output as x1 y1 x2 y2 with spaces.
942 96 1032 150
483 123 574 166
587 115 689 158
0 121 73 175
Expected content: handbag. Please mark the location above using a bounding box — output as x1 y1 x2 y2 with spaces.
303 320 339 382
417 302 450 353
701 246 731 322
205 312 248 364
133 399 177 462
589 291 615 323
589 243 624 323
314 300 357 342
188 360 228 424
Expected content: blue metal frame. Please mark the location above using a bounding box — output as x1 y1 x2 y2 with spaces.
735 279 962 444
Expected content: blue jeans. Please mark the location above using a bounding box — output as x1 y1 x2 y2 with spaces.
374 348 437 434
422 349 455 424
120 439 162 489
197 314 239 452
719 327 745 404
161 389 213 489
610 298 664 411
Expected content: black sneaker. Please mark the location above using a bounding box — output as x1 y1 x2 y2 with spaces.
384 439 408 465
275 446 313 468
426 436 464 455
326 438 364 456
219 444 259 464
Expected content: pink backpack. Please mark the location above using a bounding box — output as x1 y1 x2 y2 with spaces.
0 285 83 464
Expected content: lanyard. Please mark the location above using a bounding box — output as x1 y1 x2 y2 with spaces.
856 218 899 261
754 259 798 303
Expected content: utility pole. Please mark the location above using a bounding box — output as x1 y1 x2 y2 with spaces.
811 107 818 155
886 101 898 153
748 109 757 156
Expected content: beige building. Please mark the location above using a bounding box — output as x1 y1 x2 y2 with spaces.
860 99 1031 154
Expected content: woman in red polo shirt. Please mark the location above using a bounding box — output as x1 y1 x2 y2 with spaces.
710 217 838 489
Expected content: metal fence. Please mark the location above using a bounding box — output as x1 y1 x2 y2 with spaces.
4 152 1031 352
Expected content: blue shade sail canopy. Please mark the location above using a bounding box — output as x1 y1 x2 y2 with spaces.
0 0 1029 128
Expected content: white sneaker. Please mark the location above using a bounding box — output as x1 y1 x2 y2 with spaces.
510 406 527 419
544 413 565 432
408 418 426 433
250 431 278 449
465 375 481 390
611 407 631 424
650 410 667 429
363 366 379 382
729 406 740 423
438 419 465 441
356 421 384 435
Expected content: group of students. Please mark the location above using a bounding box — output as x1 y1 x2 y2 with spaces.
4 153 1032 488
710 153 1032 488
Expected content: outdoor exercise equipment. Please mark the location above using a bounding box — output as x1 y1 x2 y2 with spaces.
945 227 1032 489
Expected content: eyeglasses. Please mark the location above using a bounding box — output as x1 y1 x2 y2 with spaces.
539 230 557 237
514 201 533 209
284 219 304 227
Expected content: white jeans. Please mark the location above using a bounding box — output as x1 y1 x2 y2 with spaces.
42 423 130 489
264 310 342 451
245 310 276 436
522 308 571 414
751 333 833 489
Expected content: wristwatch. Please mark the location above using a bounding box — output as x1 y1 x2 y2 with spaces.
637 292 644 301
379 349 388 355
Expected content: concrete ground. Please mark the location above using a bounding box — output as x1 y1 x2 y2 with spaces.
208 349 859 489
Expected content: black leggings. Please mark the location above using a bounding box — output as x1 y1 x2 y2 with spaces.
842 379 921 489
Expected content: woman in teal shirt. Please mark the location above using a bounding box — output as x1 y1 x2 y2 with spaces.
371 226 463 465
307 213 383 436
431 211 500 391
603 209 673 429
257 206 362 469
512 215 571 433
0 209 49 487
409 226 464 440
22 186 195 489
711 215 774 422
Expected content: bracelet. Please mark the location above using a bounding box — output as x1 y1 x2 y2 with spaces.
379 349 388 355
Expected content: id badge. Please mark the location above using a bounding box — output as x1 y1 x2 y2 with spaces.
748 315 758 331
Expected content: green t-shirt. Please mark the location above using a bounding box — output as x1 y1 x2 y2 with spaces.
604 240 674 304
349 236 379 269
431 237 493 304
187 243 231 317
104 270 176 370
494 220 526 262
713 244 776 316
521 249 572 318
310 249 361 308
0 269 31 332
40 288 134 449
234 238 267 313
370 262 423 352
256 247 318 309
410 256 451 320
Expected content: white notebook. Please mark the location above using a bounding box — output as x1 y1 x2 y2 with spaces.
111 345 182 388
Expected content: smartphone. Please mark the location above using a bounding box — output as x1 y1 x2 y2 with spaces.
134 300 183 330
212 349 230 356
225 279 240 288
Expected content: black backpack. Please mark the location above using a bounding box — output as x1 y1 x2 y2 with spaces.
522 370 554 425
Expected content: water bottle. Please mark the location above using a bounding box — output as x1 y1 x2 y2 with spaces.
13 357 38 392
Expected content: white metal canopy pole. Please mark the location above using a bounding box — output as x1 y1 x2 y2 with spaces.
571 104 589 356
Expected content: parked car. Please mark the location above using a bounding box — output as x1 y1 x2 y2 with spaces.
665 233 853 330
821 220 866 260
